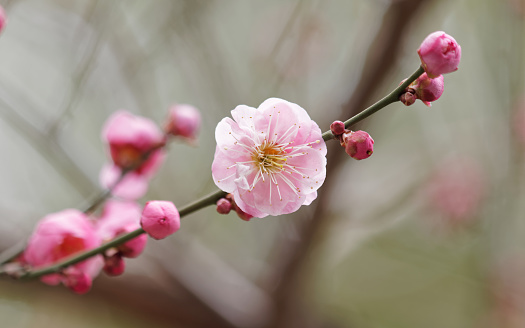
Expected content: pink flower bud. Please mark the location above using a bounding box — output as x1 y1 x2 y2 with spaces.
342 130 374 160
412 73 444 106
140 201 180 240
103 254 125 276
102 111 165 170
330 120 346 136
63 271 92 295
418 31 461 78
400 92 417 106
216 198 232 214
165 104 201 141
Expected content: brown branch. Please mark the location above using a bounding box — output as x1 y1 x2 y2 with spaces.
266 1 431 327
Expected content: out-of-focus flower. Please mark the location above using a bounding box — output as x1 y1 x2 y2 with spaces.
102 110 165 170
103 254 125 276
0 6 7 33
99 150 166 200
165 104 201 142
212 98 327 218
96 200 147 258
425 157 485 225
341 130 374 160
141 201 180 240
24 209 103 294
489 257 525 328
418 31 461 78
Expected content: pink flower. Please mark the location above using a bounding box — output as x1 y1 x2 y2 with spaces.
425 157 485 224
99 150 166 200
140 201 180 240
24 209 103 294
418 31 461 78
341 130 374 160
165 104 201 141
212 98 327 218
96 200 147 258
102 110 166 170
0 6 6 33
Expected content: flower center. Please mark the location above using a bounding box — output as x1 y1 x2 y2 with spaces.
252 141 286 174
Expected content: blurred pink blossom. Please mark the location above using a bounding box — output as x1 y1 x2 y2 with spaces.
0 5 6 33
24 209 103 294
418 31 461 78
102 110 165 170
99 150 166 200
425 157 485 225
212 98 327 218
96 200 147 258
165 104 201 141
141 201 180 240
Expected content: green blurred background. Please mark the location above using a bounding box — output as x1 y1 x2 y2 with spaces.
0 0 524 327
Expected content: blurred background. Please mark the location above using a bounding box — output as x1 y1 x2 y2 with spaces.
0 0 524 327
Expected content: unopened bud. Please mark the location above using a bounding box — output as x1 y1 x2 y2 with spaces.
330 120 346 136
226 194 254 221
342 130 374 160
400 92 417 106
216 198 232 214
418 31 461 78
140 201 180 240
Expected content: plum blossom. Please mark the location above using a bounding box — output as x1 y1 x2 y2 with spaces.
212 98 327 218
24 209 103 294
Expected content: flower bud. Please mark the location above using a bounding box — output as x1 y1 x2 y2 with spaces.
412 73 444 107
216 198 232 214
418 31 461 78
226 194 253 221
140 201 180 240
400 91 417 106
342 130 374 160
165 104 201 141
103 254 125 276
330 120 346 136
